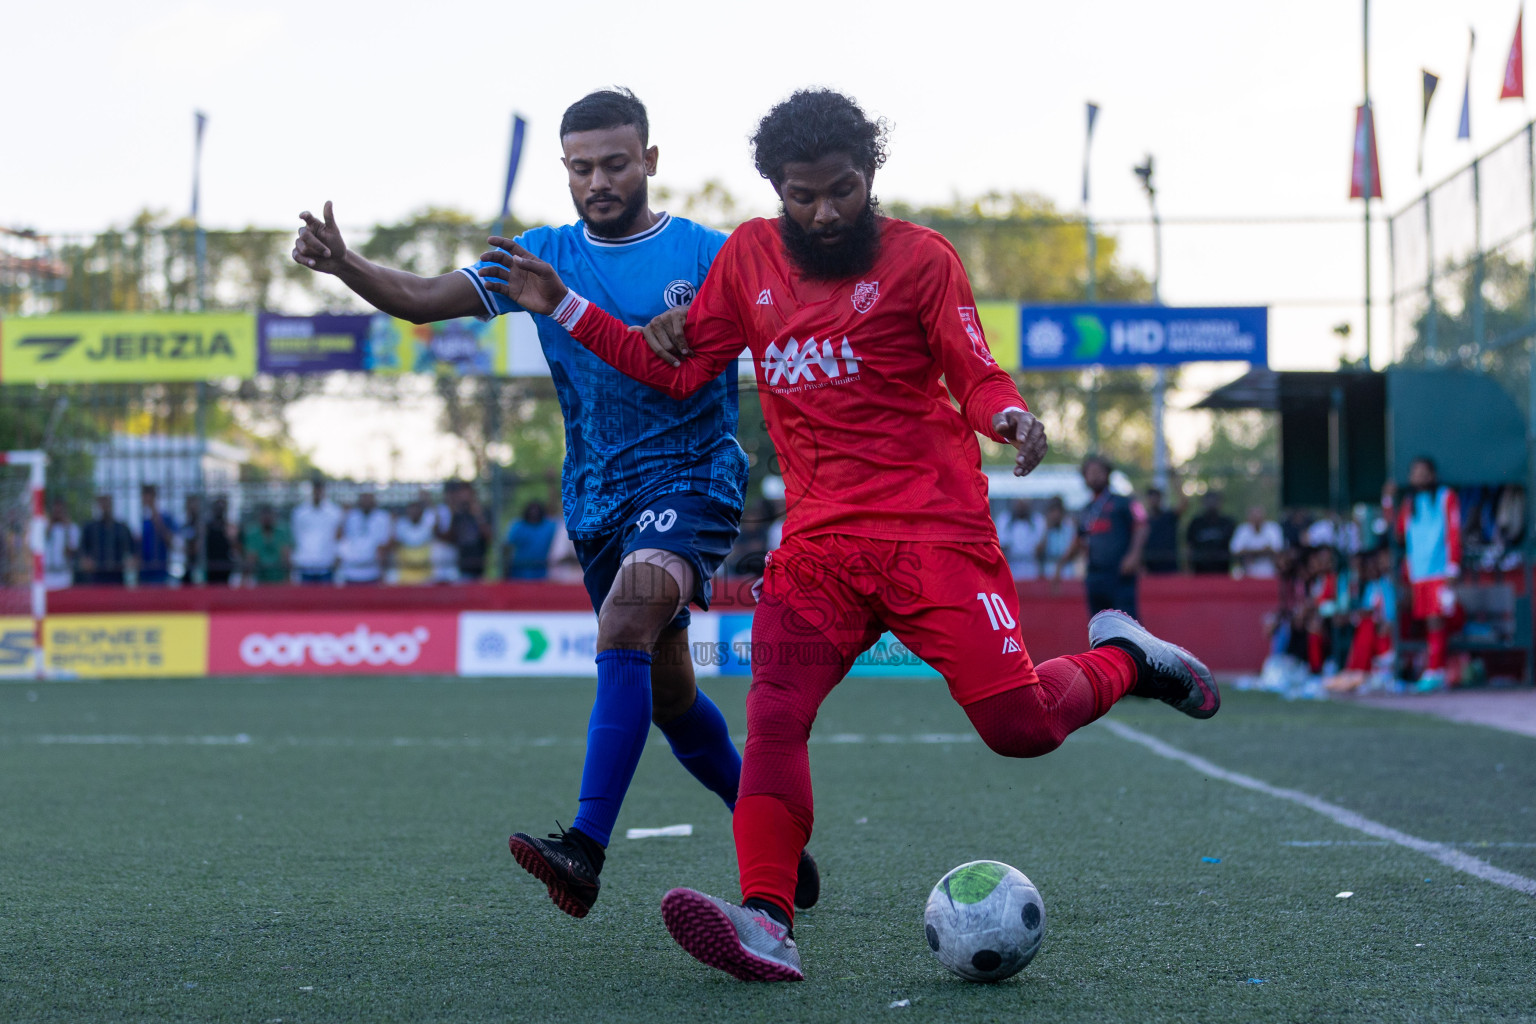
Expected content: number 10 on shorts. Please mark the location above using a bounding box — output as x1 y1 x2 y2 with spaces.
976 592 1017 631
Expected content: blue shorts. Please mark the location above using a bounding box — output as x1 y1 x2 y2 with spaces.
572 491 741 632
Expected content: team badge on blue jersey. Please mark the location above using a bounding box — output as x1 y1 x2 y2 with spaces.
664 279 697 308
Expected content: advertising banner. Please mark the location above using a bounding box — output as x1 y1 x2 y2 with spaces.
1017 305 1267 368
714 613 938 679
45 613 209 677
208 611 458 675
458 611 721 678
369 317 507 376
257 313 373 373
0 616 33 678
974 301 1021 370
0 313 257 383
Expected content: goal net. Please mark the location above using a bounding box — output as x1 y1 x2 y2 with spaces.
0 452 45 679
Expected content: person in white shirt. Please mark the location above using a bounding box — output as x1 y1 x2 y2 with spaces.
44 498 80 590
391 495 438 584
291 479 344 583
428 483 459 583
337 489 394 584
1036 495 1078 581
1000 498 1042 579
1230 506 1285 579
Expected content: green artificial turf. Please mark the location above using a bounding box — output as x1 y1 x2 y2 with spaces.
1 678 1532 1023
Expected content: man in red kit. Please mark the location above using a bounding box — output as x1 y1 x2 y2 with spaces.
476 89 1220 982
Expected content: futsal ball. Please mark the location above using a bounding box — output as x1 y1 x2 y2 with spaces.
923 860 1046 982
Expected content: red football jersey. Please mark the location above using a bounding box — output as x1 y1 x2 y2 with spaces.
562 217 1027 542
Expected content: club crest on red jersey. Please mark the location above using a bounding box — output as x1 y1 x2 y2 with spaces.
851 281 880 314
958 306 995 364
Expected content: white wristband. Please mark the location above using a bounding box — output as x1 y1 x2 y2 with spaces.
551 290 590 330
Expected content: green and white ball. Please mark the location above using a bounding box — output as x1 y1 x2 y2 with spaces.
924 860 1046 982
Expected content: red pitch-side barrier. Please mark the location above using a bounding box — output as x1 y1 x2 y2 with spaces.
50 575 1278 673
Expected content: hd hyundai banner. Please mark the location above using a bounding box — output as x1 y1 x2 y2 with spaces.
1017 305 1268 368
208 612 458 675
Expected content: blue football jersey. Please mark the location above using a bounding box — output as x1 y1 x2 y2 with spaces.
460 214 747 539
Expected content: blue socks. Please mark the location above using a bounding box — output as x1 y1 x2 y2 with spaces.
570 651 744 851
572 649 654 847
659 689 742 810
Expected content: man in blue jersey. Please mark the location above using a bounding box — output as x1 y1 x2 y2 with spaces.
291 88 816 919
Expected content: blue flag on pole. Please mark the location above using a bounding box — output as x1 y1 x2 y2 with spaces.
1083 102 1100 204
495 114 528 235
191 110 208 220
1458 30 1475 140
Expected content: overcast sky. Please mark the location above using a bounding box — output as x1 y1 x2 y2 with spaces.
8 0 1531 475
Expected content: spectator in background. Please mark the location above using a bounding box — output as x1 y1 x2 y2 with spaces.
181 493 204 583
137 484 177 585
1141 486 1182 575
392 494 438 585
242 504 292 584
999 498 1041 580
1281 508 1312 551
443 481 491 582
1036 495 1077 580
504 500 558 580
337 488 393 584
1230 505 1284 579
44 498 79 590
78 494 134 585
546 514 584 584
1186 491 1236 575
1058 455 1147 617
1388 456 1461 689
429 481 460 583
203 496 237 585
291 478 343 584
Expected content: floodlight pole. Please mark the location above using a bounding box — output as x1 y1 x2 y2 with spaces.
1362 0 1375 370
1137 156 1169 490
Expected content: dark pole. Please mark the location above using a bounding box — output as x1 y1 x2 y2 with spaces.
1362 0 1375 370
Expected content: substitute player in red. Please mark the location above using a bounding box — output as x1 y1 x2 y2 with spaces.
477 89 1219 982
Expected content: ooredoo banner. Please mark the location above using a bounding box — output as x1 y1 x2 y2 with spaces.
208 612 458 675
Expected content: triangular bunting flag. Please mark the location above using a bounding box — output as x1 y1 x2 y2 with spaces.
1502 7 1524 100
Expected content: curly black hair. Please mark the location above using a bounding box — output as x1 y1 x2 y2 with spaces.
751 89 889 185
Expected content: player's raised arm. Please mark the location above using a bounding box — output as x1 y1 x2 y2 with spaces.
479 237 743 400
292 201 483 324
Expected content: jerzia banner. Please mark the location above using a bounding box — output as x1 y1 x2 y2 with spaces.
0 313 256 383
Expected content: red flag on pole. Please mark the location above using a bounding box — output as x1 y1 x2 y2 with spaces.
1501 7 1524 100
1350 104 1383 199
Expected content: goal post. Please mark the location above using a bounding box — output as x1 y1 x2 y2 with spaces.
0 451 46 680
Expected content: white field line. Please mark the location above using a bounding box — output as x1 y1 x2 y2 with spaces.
1100 718 1536 898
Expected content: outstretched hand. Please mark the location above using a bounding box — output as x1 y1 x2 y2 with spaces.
293 201 347 274
478 237 569 316
994 407 1048 477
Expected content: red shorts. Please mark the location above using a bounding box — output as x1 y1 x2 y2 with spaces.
760 532 1039 705
1410 580 1456 620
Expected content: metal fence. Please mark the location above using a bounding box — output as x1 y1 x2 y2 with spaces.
1389 121 1536 399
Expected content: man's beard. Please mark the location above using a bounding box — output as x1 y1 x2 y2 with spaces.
575 185 648 239
778 196 883 280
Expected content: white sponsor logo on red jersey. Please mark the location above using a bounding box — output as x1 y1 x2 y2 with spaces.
761 336 862 386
